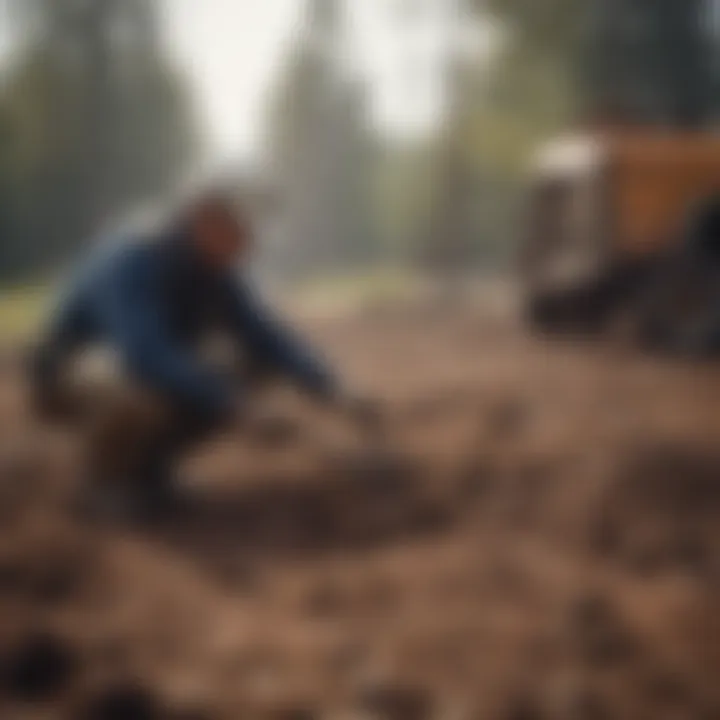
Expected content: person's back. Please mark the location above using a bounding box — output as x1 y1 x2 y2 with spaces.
31 186 353 523
37 225 195 373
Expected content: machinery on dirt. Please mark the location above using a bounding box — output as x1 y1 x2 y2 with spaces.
520 131 720 355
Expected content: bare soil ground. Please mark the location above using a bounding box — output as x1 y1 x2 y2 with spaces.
2 290 720 719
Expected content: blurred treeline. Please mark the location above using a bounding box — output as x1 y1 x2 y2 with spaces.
264 0 580 280
357 0 720 277
3 0 714 285
0 0 197 282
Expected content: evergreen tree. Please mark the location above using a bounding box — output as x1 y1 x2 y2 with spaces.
0 0 198 279
266 0 376 278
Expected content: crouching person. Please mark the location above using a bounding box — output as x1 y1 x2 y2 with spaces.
30 179 367 523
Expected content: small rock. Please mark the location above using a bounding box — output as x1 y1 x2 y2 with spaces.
568 594 638 668
354 680 433 720
502 691 544 720
77 681 161 720
3 632 78 702
486 399 529 440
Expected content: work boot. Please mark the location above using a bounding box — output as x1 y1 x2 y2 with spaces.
78 379 184 526
78 465 192 527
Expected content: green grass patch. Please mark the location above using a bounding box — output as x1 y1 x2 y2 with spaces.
292 268 423 314
0 285 47 342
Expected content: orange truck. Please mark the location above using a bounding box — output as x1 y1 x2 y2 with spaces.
520 131 720 353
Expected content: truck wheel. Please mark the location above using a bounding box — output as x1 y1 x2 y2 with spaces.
525 294 566 333
636 258 720 357
526 285 611 337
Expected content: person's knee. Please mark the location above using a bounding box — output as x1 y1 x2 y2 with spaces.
94 384 173 440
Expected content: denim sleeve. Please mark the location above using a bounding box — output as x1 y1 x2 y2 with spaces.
97 251 233 424
223 276 337 398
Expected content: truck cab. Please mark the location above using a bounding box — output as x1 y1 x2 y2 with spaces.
521 131 720 346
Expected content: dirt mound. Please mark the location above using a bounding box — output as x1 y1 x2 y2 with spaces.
590 444 720 576
2 301 720 717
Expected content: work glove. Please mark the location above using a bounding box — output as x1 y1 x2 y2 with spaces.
238 396 302 449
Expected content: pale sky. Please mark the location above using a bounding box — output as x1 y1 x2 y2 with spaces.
162 0 490 162
160 0 302 162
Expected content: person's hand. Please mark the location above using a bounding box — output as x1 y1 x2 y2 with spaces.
334 389 384 436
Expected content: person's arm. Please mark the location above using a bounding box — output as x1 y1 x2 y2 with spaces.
98 251 234 424
222 276 337 400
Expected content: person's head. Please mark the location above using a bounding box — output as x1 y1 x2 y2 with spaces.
182 169 278 270
187 190 253 270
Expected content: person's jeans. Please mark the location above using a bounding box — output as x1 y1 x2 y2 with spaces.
29 346 227 496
